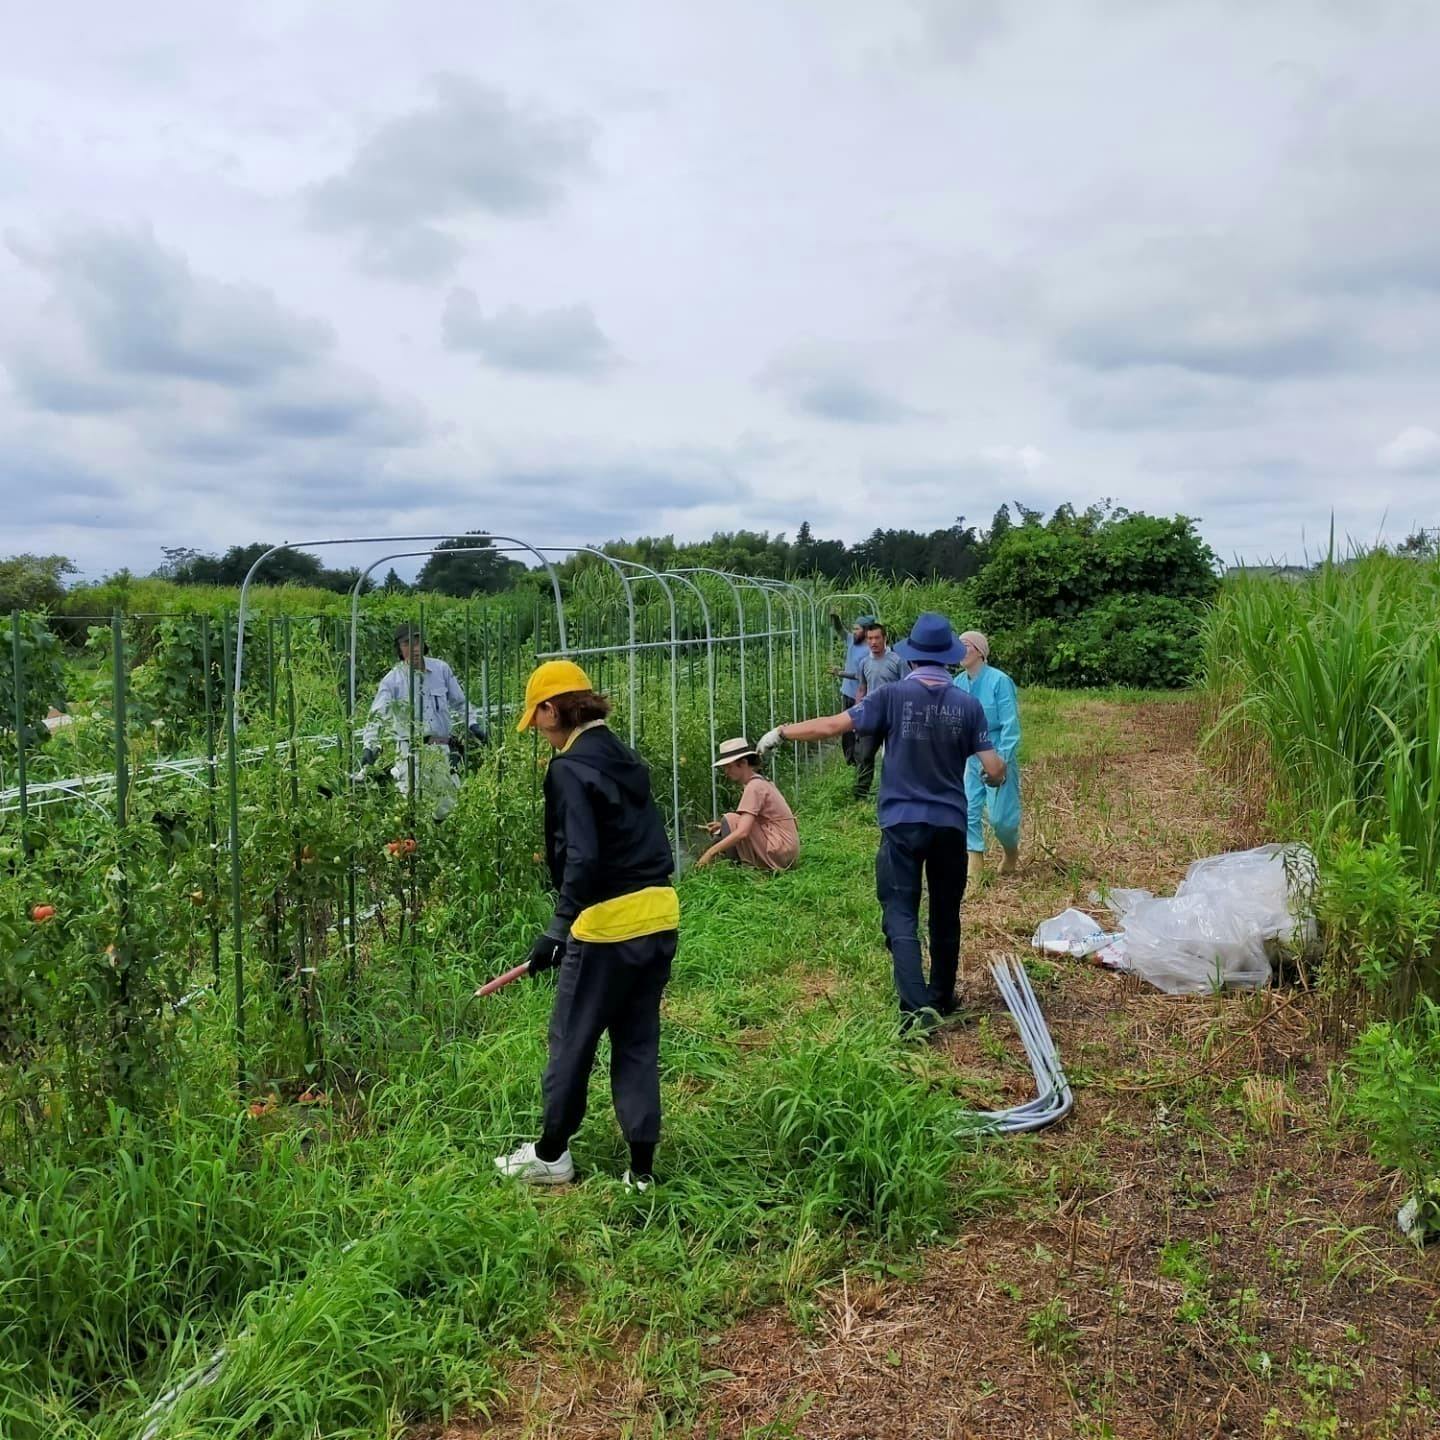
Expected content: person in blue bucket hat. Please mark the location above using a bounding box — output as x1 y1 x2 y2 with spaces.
758 613 1006 1032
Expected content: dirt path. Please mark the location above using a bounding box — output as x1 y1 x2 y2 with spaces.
443 699 1440 1439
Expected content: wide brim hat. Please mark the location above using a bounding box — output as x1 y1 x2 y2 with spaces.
893 611 967 665
712 736 760 768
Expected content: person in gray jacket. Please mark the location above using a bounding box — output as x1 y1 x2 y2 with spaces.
359 625 487 818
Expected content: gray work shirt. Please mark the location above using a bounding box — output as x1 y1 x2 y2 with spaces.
857 648 904 697
362 658 476 751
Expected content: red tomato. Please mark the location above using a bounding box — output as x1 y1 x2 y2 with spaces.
30 904 55 923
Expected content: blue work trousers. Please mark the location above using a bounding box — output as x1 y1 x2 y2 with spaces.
875 822 968 1016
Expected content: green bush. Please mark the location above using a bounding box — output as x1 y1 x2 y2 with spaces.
1318 834 1440 1008
1351 999 1440 1242
976 511 1218 632
999 595 1203 689
0 614 67 764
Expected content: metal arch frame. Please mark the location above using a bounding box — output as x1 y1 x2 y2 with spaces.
657 570 719 820
342 544 643 746
234 534 568 707
734 576 780 732
531 553 686 867
596 558 681 866
759 577 825 718
750 580 807 782
667 567 751 738
346 544 731 862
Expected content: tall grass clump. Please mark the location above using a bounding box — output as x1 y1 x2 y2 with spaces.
1205 549 1440 1007
759 1015 997 1243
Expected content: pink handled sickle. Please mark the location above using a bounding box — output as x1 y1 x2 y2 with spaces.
474 960 532 998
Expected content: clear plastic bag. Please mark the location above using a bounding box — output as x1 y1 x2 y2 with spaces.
1096 887 1153 920
1031 909 1121 959
1118 892 1272 994
1175 844 1317 948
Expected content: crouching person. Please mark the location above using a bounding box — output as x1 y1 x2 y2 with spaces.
494 661 678 1191
696 737 799 872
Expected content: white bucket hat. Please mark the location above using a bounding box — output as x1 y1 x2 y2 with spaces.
712 736 761 768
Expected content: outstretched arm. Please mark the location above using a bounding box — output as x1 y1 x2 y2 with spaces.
759 711 855 750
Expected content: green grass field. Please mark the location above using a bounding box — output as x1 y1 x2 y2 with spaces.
5 689 1439 1440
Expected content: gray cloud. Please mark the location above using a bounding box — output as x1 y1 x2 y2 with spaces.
764 365 923 425
442 289 616 376
916 0 1008 65
499 459 747 513
3 225 428 523
356 225 465 283
7 351 140 415
1 448 145 531
8 227 331 387
307 75 594 282
1063 368 1264 433
1059 288 1352 381
242 378 424 445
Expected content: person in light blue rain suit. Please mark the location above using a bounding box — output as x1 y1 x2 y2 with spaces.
953 630 1021 876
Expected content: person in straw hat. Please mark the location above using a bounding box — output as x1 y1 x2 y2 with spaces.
493 660 678 1191
695 737 800 872
953 630 1022 878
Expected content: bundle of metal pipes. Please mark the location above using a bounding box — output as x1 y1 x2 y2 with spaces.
958 956 1074 1135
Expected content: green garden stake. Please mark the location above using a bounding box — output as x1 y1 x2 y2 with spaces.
9 611 29 861
222 612 246 1092
201 615 222 988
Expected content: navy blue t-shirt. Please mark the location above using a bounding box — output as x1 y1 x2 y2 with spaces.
849 665 995 830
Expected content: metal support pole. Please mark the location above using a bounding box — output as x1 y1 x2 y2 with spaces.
221 613 245 1092
201 616 221 986
661 571 719 818
9 612 28 859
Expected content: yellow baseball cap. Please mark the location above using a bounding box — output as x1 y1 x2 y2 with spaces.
517 659 595 732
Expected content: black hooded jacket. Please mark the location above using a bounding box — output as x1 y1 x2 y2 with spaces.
543 724 674 935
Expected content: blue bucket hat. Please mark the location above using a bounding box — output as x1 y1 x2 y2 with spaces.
893 611 967 665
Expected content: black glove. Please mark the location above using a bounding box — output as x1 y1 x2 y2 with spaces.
468 722 488 745
360 746 380 769
526 933 566 974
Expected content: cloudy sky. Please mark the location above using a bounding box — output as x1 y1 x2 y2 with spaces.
4 0 1440 579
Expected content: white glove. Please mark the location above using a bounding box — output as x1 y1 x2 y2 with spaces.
756 726 786 756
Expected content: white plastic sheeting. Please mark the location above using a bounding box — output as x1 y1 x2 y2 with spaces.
1033 845 1317 996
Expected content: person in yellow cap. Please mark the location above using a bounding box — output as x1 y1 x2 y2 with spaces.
494 660 678 1191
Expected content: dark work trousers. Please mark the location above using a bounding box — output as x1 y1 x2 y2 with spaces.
875 822 968 1015
841 695 857 764
853 730 883 798
540 929 676 1152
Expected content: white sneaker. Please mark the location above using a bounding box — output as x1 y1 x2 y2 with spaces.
493 1142 574 1184
621 1170 652 1193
